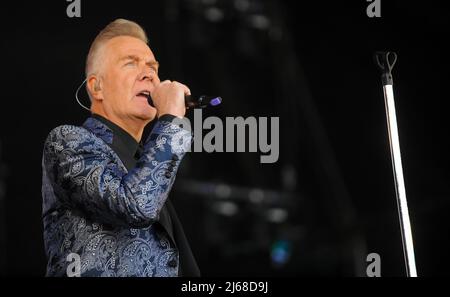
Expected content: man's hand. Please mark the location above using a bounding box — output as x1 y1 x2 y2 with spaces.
151 80 190 118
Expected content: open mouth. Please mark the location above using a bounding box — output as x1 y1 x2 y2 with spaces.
135 90 155 107
136 90 151 100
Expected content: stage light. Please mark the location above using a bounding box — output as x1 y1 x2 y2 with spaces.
270 240 291 266
375 51 417 277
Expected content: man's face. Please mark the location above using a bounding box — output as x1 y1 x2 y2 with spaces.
98 36 160 123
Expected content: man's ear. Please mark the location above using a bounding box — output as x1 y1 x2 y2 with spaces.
87 75 103 101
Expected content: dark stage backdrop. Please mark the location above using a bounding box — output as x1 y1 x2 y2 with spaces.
0 0 449 276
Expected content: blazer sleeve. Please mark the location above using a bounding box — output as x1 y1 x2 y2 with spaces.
43 118 192 228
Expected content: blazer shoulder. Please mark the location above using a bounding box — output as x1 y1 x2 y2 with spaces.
45 124 92 145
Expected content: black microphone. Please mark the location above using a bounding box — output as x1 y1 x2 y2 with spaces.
147 95 222 109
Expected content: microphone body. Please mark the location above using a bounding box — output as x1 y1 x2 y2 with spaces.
148 95 222 109
185 95 222 109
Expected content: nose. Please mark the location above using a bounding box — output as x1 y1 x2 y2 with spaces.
139 69 154 82
139 63 160 80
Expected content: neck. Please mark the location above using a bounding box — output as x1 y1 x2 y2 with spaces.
91 107 146 142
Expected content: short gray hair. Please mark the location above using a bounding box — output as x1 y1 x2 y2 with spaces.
85 18 148 77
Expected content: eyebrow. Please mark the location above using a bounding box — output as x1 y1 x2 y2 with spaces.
119 55 160 69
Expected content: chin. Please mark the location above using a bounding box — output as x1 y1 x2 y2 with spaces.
134 108 156 122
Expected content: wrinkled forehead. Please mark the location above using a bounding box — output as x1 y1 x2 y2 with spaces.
103 36 156 63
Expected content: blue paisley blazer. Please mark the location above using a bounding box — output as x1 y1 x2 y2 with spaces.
42 116 192 277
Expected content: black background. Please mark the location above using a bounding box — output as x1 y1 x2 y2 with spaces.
0 0 449 276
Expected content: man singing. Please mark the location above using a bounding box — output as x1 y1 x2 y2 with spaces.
41 19 200 277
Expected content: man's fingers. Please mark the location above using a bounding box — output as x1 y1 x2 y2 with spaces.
159 80 172 85
173 81 191 96
156 80 189 95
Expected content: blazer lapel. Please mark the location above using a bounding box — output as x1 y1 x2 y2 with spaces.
82 117 114 146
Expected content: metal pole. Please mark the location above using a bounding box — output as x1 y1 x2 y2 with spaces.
375 52 417 277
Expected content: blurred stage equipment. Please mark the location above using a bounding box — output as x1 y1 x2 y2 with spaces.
375 51 418 277
176 179 300 269
172 0 367 276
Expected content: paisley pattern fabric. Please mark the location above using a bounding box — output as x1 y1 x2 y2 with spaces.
42 117 192 277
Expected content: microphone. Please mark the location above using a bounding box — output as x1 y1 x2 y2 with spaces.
147 95 222 109
185 95 222 109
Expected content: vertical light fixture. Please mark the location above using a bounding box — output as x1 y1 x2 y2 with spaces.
375 51 417 277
